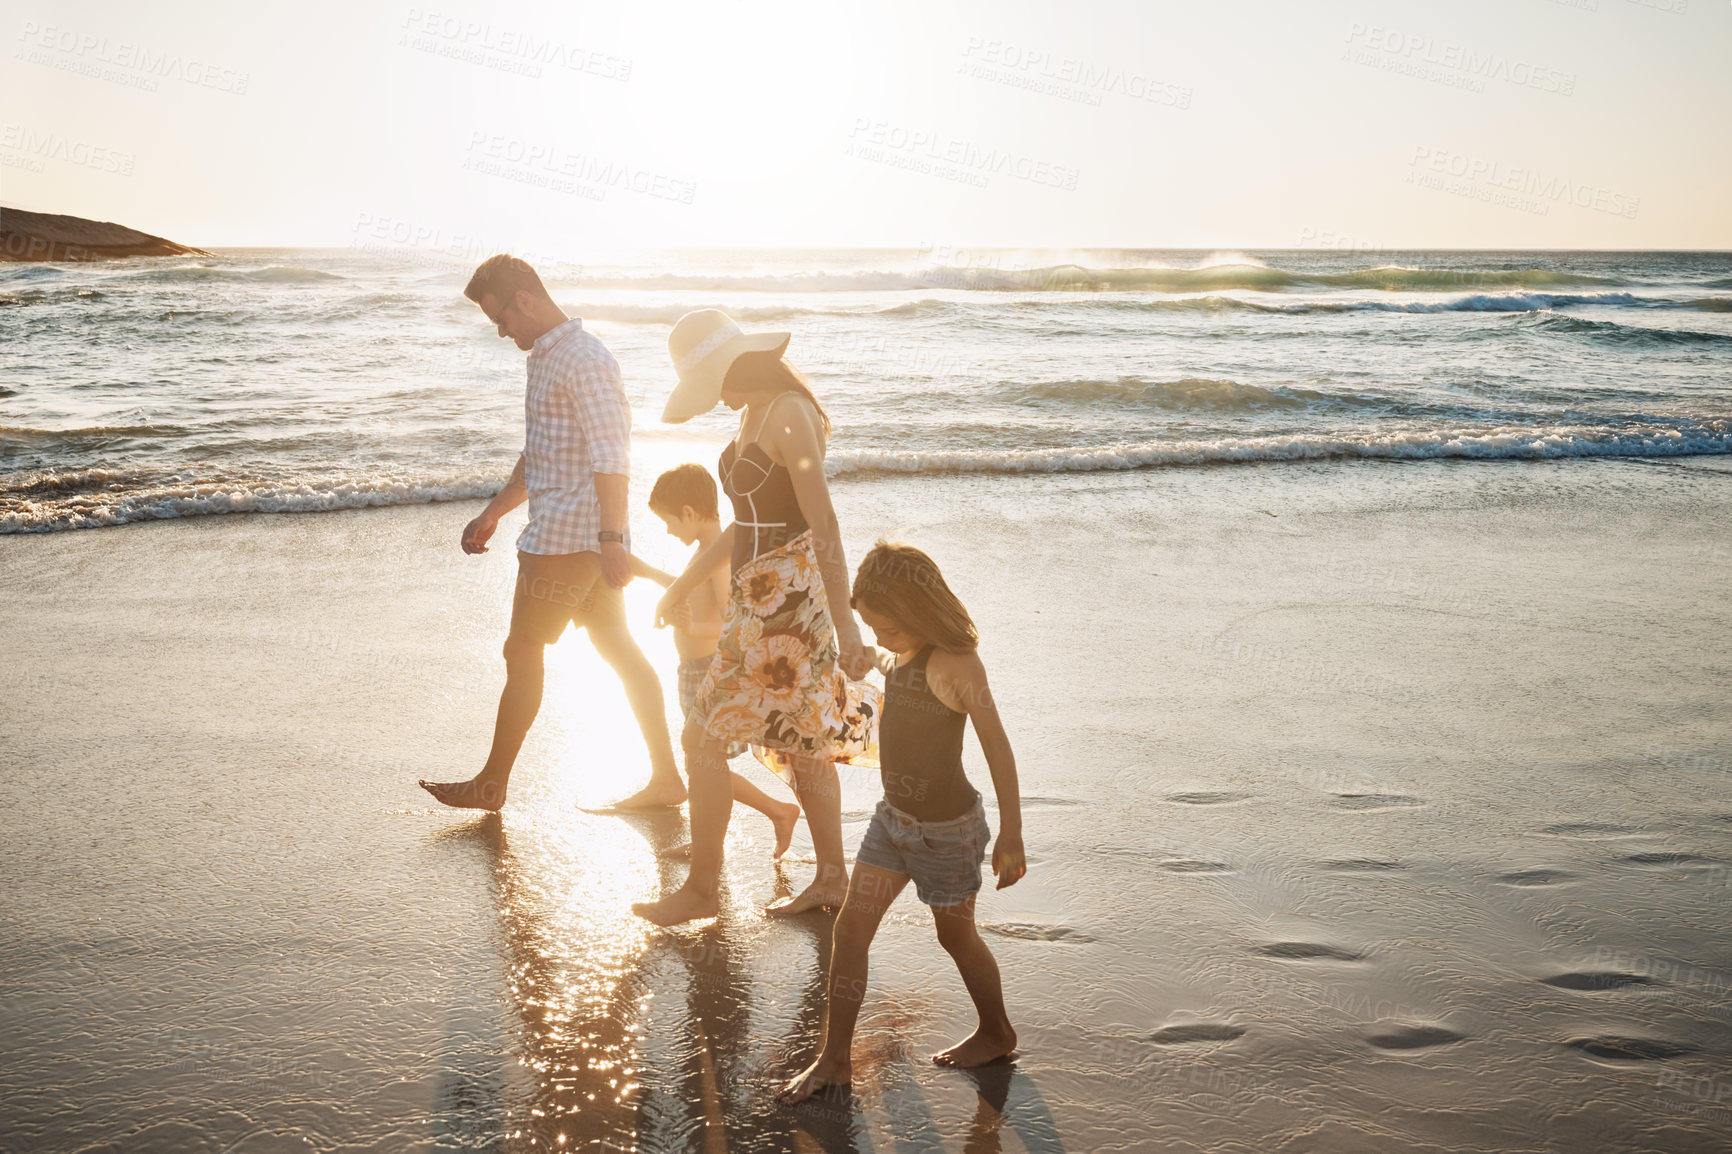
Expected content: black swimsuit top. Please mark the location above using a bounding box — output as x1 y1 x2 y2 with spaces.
719 428 809 572
880 645 978 822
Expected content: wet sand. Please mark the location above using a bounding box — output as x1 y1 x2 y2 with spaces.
2 456 1729 1153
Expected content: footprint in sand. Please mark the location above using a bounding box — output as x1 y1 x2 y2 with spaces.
1329 793 1424 811
980 922 1095 943
1323 858 1404 872
1622 851 1718 868
1165 791 1253 806
1566 1035 1696 1061
1539 822 1639 839
1366 1023 1466 1050
1496 868 1577 887
1541 971 1660 991
1020 796 1084 809
1158 859 1235 873
1145 1023 1247 1044
1257 941 1365 961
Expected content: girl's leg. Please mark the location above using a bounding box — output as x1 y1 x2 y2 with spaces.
768 754 849 916
632 717 733 926
929 896 1017 1067
779 864 910 1104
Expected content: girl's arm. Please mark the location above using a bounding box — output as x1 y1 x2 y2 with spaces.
768 397 871 678
931 650 1026 889
655 524 735 629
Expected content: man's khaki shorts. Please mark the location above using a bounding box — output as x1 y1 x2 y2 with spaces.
510 550 626 642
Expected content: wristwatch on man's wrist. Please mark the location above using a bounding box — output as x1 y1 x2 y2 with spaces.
598 530 625 544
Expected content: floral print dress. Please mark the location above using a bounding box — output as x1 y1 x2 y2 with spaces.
691 529 880 778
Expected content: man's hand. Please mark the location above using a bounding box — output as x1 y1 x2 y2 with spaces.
462 513 499 555
992 829 1027 890
600 540 632 588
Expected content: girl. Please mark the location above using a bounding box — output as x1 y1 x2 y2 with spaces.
781 542 1027 1102
634 310 878 926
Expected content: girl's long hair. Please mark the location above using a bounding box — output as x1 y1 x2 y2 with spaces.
851 542 979 653
725 351 833 439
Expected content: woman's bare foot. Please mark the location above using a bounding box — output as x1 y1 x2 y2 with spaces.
931 1026 1017 1068
632 884 719 926
766 878 848 917
585 780 688 812
770 801 801 859
419 776 507 811
777 1055 852 1106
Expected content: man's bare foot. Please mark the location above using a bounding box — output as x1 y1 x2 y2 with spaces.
583 780 688 812
632 884 719 926
931 1026 1017 1068
765 879 848 917
770 802 801 859
776 1055 852 1106
419 776 507 811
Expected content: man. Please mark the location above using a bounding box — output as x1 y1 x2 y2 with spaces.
419 254 685 812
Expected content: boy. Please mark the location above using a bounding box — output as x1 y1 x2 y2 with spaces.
637 464 802 857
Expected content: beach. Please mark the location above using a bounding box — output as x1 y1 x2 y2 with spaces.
4 454 1729 1153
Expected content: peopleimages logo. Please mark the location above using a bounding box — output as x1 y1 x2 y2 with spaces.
15 20 250 94
846 119 1081 191
1344 22 1575 95
1 125 135 175
1408 146 1640 219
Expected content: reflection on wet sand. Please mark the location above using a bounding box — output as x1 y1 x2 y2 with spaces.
434 812 1062 1151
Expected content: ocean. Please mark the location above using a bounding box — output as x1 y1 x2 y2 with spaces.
3 249 1731 1153
3 247 1730 531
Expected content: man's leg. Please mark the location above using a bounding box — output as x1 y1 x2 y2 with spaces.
586 623 686 808
421 550 566 811
420 630 547 811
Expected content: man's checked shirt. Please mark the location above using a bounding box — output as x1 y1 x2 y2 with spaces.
517 317 632 556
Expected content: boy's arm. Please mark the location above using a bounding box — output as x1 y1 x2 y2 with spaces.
678 557 733 641
656 525 735 628
631 556 677 587
933 651 1026 889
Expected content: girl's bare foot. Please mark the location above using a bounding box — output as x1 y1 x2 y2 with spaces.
932 1026 1017 1068
632 884 719 926
770 801 801 859
766 879 848 917
419 776 507 811
777 1055 852 1105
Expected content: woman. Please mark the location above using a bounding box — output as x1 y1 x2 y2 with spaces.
633 310 878 927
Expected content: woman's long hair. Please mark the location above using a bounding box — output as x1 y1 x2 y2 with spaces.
724 351 833 439
851 542 979 653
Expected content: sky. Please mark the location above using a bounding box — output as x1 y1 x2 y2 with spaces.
2 0 1729 254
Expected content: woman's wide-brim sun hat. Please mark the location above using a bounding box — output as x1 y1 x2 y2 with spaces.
662 308 790 423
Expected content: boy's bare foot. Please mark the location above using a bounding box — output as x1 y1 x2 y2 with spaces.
419 776 507 811
765 879 848 917
777 1056 852 1106
632 884 719 926
770 802 801 859
583 781 688 812
932 1026 1017 1068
